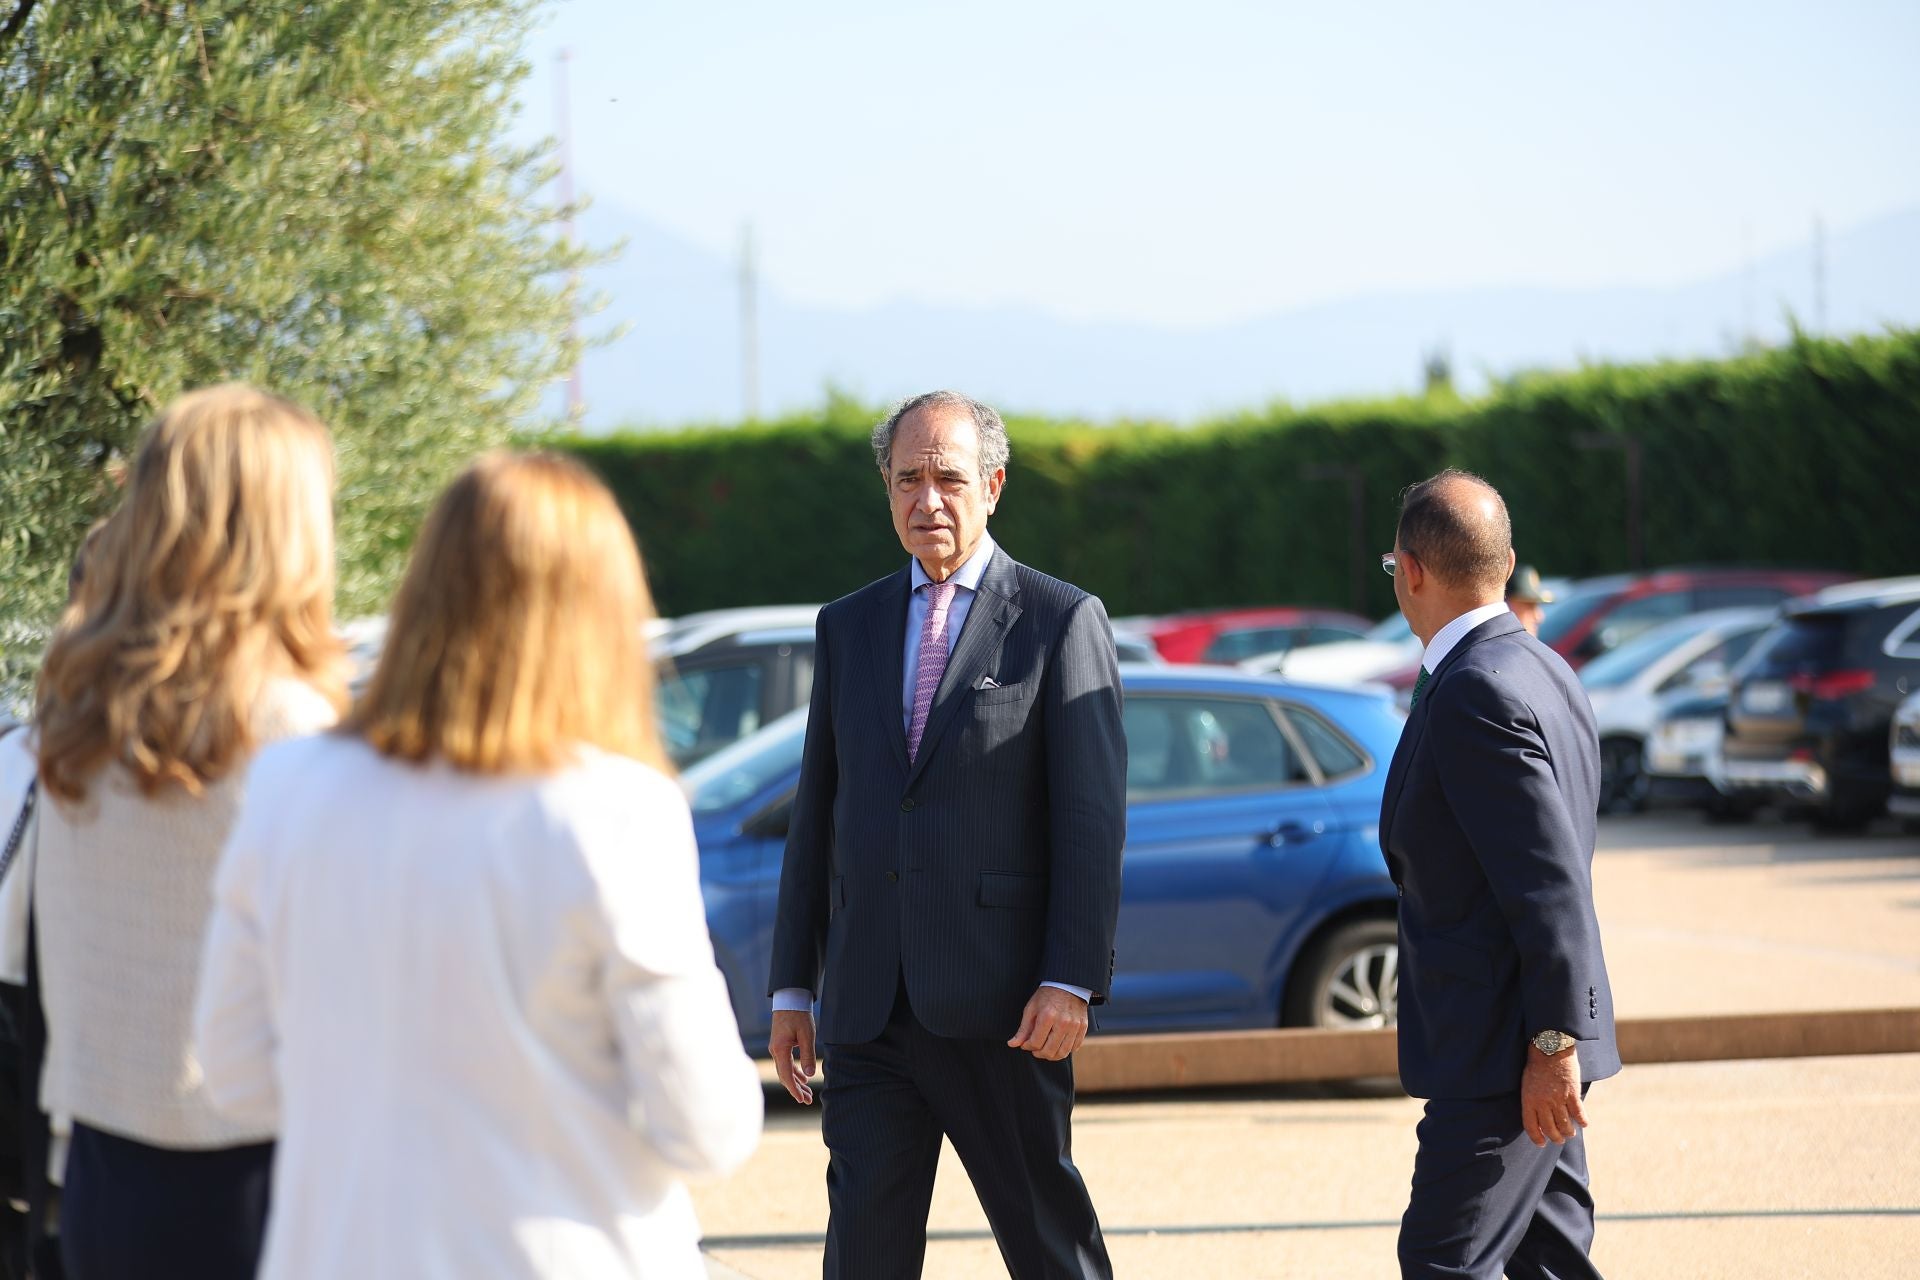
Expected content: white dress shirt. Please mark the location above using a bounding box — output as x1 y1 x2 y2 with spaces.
1421 602 1514 679
773 531 1091 1015
195 734 763 1280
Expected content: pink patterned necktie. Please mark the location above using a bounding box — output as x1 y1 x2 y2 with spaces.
906 580 957 763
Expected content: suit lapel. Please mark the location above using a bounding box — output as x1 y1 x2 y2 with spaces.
905 549 1023 788
866 568 913 774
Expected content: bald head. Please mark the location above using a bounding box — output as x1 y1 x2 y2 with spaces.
1396 470 1513 596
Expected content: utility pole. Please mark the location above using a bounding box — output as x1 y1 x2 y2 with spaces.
555 49 584 422
1741 221 1756 349
1811 214 1827 336
739 223 759 422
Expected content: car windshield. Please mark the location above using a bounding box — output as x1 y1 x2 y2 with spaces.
1535 584 1619 647
1578 614 1725 690
681 708 809 815
1363 615 1412 643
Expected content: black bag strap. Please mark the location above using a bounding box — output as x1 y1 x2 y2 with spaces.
0 780 34 887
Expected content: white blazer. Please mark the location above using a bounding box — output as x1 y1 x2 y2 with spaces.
194 733 763 1280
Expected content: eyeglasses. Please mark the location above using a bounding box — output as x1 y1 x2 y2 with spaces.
1381 550 1411 577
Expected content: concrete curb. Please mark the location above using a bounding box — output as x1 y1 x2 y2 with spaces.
1070 1007 1920 1092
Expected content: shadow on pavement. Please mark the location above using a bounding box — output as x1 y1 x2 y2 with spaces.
1597 810 1920 869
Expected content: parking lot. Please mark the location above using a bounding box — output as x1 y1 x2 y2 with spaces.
695 812 1920 1279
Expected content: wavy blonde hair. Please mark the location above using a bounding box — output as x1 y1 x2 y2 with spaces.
36 384 347 803
350 451 668 774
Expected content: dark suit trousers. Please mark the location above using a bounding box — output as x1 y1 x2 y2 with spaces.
820 983 1110 1280
60 1122 272 1280
1399 1087 1601 1280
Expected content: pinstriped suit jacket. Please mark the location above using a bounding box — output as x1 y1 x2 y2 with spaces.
1380 614 1620 1099
768 545 1127 1045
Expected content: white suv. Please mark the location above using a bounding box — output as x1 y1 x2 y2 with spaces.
1891 691 1920 820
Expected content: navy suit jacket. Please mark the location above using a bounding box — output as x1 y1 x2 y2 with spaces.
1380 613 1621 1100
768 546 1127 1046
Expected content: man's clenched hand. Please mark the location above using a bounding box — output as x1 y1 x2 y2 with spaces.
1007 986 1089 1061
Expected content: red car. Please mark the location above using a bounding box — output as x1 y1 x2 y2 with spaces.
1145 607 1374 665
1378 567 1855 697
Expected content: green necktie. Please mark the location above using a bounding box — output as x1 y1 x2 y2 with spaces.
1410 666 1432 709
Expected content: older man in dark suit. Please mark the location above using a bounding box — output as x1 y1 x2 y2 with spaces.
768 390 1125 1279
1380 470 1620 1279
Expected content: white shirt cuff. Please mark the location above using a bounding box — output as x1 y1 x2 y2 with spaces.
1042 981 1092 1003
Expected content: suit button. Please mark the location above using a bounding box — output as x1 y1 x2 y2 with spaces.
886 871 899 883
900 798 916 812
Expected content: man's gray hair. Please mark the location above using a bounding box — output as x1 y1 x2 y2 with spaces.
870 390 1011 479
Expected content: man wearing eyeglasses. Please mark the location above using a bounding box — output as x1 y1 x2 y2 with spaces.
1378 470 1618 1280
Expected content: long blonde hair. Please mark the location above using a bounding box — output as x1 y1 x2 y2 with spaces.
350 451 669 774
36 384 347 803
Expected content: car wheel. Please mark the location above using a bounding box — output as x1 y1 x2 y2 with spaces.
1598 737 1648 814
1284 918 1402 1097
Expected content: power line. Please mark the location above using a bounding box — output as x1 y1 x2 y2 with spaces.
1811 214 1827 336
740 223 759 422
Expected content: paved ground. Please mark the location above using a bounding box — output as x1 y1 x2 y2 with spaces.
695 811 1920 1278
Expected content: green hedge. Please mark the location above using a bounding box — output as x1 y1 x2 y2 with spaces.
551 331 1920 621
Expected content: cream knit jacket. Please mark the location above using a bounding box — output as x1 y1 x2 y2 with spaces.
34 680 337 1149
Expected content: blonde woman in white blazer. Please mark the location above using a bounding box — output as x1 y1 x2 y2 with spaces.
194 452 763 1280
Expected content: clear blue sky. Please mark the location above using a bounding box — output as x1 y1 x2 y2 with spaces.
511 0 1920 328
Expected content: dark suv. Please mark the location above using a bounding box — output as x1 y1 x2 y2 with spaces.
1719 577 1920 829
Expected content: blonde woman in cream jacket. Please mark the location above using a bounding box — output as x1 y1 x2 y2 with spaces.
34 385 347 1279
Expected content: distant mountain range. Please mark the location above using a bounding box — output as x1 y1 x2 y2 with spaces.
555 206 1920 429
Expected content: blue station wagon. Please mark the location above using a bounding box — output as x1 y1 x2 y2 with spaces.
681 666 1405 1050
